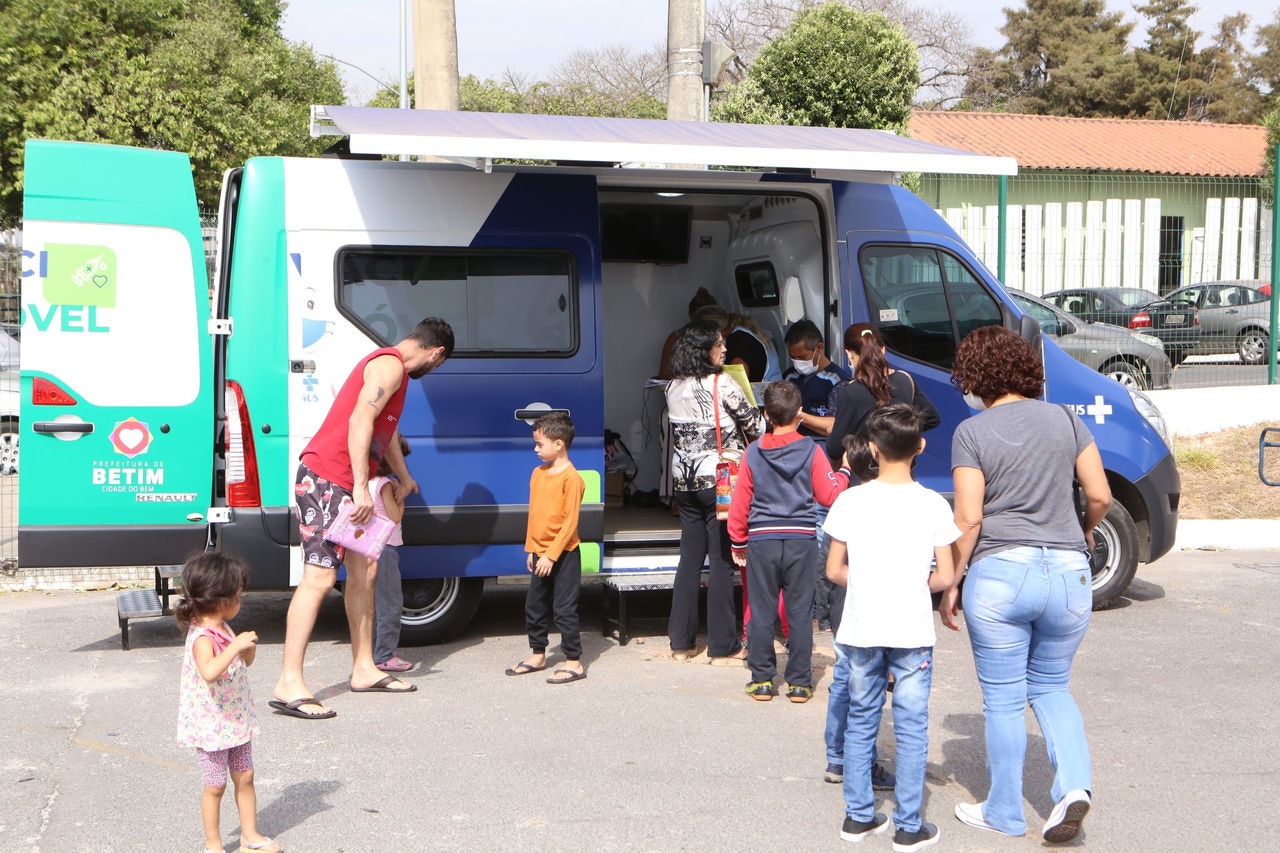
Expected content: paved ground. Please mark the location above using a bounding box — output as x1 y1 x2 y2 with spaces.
0 548 1277 852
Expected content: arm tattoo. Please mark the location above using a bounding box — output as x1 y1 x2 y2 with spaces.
365 386 386 409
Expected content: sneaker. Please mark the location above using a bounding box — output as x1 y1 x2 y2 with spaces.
823 762 843 783
745 680 774 701
818 618 832 632
954 802 1023 837
1042 789 1090 843
892 822 939 852
786 685 814 703
872 761 896 791
840 813 890 843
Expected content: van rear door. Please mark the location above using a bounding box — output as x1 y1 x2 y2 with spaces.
19 141 213 567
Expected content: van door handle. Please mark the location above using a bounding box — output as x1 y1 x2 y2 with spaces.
34 421 94 434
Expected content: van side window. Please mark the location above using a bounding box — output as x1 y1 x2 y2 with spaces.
859 245 1003 369
338 249 576 356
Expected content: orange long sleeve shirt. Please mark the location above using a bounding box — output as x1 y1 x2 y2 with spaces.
525 462 585 561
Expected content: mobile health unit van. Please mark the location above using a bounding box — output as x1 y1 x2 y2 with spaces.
17 107 1179 641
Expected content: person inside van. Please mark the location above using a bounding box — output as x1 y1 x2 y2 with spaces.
273 317 454 720
693 305 782 383
657 287 719 380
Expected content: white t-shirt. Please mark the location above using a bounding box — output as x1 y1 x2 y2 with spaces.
822 480 960 649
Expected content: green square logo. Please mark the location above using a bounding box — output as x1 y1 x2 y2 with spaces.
43 243 117 307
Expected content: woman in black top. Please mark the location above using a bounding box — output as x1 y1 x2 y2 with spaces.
825 323 940 465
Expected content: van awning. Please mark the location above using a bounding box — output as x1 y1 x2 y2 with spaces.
310 105 1018 177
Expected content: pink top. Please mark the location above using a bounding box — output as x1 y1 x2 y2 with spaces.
369 475 404 546
176 623 259 751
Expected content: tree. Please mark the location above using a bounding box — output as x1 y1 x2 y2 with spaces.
1129 0 1201 119
1262 105 1279 208
707 0 974 107
712 2 919 132
1191 13 1264 123
964 0 1138 117
0 0 343 225
1249 10 1280 113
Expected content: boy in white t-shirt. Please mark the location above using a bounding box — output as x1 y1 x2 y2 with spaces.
823 402 960 852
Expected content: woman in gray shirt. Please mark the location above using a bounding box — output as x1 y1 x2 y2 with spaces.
941 326 1111 845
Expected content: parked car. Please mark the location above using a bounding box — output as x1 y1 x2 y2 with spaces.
1044 286 1200 365
1008 289 1172 390
1164 280 1273 364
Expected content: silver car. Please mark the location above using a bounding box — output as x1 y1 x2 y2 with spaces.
1009 289 1173 390
1165 281 1273 364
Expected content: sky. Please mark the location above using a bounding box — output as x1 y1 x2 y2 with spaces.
279 0 1279 105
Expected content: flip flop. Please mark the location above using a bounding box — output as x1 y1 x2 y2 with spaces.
238 837 283 852
267 697 336 720
349 674 417 693
546 668 587 685
504 661 546 676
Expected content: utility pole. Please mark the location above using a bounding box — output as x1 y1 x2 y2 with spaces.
667 0 705 122
413 0 459 110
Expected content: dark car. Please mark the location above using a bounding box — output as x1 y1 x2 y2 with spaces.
1164 281 1273 364
1044 286 1200 365
1008 289 1172 390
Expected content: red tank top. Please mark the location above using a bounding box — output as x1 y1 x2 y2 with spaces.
300 347 408 490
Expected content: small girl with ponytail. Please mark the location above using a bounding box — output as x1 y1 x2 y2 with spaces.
175 552 281 853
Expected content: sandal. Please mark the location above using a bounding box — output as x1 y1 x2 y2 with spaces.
239 838 283 852
745 680 774 701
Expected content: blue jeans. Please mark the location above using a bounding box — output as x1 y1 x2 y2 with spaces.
962 546 1092 835
841 644 933 833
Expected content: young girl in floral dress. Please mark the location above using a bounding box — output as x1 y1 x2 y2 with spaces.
176 552 282 853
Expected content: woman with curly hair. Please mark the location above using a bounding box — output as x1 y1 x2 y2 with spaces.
665 319 765 661
942 325 1111 844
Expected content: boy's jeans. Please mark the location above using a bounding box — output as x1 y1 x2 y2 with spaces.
841 643 933 834
962 546 1092 835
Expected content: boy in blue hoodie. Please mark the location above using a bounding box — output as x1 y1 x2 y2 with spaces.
728 381 850 702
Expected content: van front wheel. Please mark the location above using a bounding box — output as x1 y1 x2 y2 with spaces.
398 577 484 645
1088 501 1139 610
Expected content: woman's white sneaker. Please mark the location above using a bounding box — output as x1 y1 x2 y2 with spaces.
1042 789 1091 843
954 802 1024 836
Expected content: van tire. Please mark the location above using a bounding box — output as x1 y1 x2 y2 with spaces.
0 418 18 476
1089 501 1139 610
398 577 485 645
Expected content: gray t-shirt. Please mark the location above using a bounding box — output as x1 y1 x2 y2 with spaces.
951 399 1094 564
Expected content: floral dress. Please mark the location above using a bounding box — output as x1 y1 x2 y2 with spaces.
666 373 764 492
176 623 259 751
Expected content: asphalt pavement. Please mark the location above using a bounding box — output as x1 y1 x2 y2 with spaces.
1 548 1277 852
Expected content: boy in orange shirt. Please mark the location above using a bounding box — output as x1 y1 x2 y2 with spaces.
504 412 588 684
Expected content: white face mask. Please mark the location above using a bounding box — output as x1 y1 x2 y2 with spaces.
792 358 818 376
963 391 987 411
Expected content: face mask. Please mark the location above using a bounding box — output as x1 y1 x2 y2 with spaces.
792 358 818 376
963 392 987 411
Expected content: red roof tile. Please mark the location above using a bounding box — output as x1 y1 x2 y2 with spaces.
908 111 1267 177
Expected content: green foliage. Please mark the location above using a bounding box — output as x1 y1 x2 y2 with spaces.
714 2 919 132
371 74 664 120
1263 106 1280 208
0 0 343 226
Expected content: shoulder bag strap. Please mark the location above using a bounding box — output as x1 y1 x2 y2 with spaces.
712 374 724 455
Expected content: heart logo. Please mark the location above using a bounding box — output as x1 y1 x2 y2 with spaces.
119 428 144 450
92 274 109 288
354 528 366 539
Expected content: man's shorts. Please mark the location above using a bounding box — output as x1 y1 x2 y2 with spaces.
295 462 353 569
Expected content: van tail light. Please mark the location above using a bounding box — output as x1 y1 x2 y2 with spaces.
32 377 77 405
1129 311 1152 329
224 380 262 507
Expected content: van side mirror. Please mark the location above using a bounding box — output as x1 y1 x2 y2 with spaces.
1017 313 1042 351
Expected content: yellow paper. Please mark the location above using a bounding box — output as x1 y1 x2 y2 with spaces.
721 363 757 405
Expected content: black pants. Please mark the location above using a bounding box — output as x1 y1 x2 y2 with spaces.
525 548 582 660
746 538 817 687
669 487 741 656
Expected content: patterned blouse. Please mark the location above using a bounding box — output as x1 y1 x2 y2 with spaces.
176 623 259 751
666 373 765 492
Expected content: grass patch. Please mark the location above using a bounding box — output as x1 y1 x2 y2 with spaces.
1175 423 1280 519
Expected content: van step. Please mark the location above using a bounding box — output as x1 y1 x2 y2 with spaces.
116 565 183 651
600 568 741 646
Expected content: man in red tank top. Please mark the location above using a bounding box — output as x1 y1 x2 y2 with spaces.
271 318 454 720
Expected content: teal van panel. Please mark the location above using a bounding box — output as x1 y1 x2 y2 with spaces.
19 141 213 563
225 157 291 507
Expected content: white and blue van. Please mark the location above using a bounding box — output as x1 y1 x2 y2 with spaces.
18 106 1178 641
